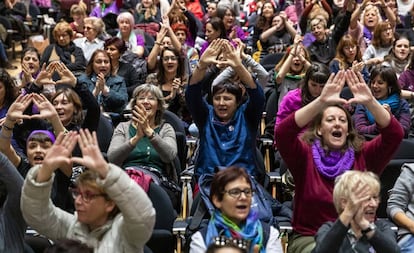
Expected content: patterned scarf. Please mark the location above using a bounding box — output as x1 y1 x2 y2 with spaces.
205 209 264 252
312 139 355 180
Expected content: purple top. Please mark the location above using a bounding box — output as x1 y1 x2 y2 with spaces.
90 1 120 18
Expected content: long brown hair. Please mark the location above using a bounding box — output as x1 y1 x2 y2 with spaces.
371 21 393 48
333 35 362 70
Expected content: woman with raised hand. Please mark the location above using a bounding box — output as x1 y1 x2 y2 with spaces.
275 70 404 253
186 38 265 179
312 171 399 253
353 66 411 137
21 129 156 252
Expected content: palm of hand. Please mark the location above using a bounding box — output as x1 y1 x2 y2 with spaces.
43 144 72 169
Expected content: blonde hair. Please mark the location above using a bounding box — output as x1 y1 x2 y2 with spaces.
333 170 380 214
84 17 106 35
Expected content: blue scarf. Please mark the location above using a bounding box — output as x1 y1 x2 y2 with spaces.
366 93 400 124
205 209 265 252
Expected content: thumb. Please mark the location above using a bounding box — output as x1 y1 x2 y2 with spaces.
253 245 260 253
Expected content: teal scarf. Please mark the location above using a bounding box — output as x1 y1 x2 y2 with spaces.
366 93 400 124
205 209 264 252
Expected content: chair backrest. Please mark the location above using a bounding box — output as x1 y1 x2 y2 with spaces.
162 110 188 175
146 182 176 253
377 139 414 218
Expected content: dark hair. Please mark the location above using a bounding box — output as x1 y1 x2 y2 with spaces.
0 69 17 108
302 104 365 152
301 63 330 106
385 33 411 62
216 4 236 19
207 17 227 40
85 49 112 76
255 0 276 29
369 66 401 96
104 37 128 55
210 166 251 202
51 88 84 126
157 47 186 84
44 239 93 253
21 47 40 62
212 82 243 104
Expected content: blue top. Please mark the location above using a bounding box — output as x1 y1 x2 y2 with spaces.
78 73 128 114
186 81 265 177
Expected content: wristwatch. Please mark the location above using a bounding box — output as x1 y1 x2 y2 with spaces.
361 223 376 235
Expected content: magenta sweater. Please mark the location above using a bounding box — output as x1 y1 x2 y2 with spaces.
275 113 404 236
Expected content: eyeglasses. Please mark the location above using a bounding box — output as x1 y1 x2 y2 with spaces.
70 188 107 203
84 26 95 31
223 188 253 198
162 56 178 62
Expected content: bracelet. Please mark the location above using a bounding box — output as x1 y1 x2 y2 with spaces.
2 124 14 131
155 41 162 46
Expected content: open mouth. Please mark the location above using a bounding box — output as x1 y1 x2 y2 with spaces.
33 155 44 163
236 204 248 210
332 131 342 138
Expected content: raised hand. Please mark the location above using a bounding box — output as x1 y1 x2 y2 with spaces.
39 131 77 181
35 63 54 87
55 62 76 86
133 103 152 136
6 94 33 122
346 70 375 106
31 93 59 120
318 70 348 105
72 129 108 178
340 179 371 226
219 40 242 68
199 39 225 66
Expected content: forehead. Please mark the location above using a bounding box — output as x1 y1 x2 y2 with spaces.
27 139 52 147
163 49 175 56
323 107 347 117
94 52 110 60
225 177 250 189
24 52 39 59
54 93 70 102
395 38 409 45
137 91 154 97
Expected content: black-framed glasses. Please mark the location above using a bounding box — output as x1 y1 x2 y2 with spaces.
70 188 107 203
223 188 253 198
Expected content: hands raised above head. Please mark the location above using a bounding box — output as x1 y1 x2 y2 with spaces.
35 62 76 88
7 93 58 122
41 129 108 178
319 70 374 107
200 39 245 68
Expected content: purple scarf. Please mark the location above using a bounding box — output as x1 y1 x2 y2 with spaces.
312 139 355 180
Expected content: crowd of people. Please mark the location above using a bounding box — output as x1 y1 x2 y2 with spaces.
1 0 414 252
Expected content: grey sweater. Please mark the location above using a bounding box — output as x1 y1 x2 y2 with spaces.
0 152 25 253
388 163 414 238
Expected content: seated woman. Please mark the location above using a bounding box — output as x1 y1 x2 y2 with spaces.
199 17 227 56
147 46 188 122
73 17 106 63
116 12 145 57
275 70 404 253
312 170 399 253
17 47 41 90
134 0 161 37
362 21 395 68
107 84 178 180
21 129 156 252
353 66 411 138
388 163 414 253
190 166 283 253
77 50 128 115
186 39 265 179
40 21 86 78
69 4 87 39
216 5 246 42
382 33 411 77
329 34 370 83
273 35 311 107
104 37 146 100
